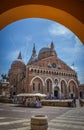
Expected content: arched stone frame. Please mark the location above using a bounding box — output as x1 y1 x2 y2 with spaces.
0 1 84 44
0 1 83 99
45 77 54 85
67 79 78 99
45 77 54 98
60 78 67 85
60 78 68 99
30 76 45 86
30 76 45 93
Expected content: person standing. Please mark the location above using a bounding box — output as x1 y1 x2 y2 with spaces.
73 97 76 107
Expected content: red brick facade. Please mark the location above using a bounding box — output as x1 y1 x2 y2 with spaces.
8 42 79 99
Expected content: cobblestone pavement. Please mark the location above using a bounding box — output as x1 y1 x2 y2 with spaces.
0 103 84 130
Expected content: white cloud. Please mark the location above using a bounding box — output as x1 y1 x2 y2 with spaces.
75 66 80 72
70 65 79 72
48 23 73 37
58 35 84 62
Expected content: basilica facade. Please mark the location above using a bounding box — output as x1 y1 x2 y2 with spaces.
8 42 79 99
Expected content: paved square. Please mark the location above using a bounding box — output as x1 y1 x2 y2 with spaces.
0 103 84 130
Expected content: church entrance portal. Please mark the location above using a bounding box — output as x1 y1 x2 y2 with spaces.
54 86 59 99
54 90 58 98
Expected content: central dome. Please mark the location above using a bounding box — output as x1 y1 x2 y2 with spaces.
38 42 57 60
27 42 57 63
39 47 50 53
38 47 51 60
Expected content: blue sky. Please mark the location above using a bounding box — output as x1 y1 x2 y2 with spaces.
0 18 84 84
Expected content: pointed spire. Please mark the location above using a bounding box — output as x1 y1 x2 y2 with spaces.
50 41 57 57
32 43 37 57
27 44 37 65
18 52 22 59
50 41 54 50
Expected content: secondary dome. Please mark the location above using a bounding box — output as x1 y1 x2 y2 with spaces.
11 52 25 69
12 59 25 66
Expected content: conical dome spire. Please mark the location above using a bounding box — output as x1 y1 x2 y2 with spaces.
50 41 57 57
11 51 25 68
32 43 37 57
18 52 22 59
27 43 38 65
50 41 54 50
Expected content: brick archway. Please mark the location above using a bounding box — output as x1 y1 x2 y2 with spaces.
0 0 84 44
61 80 67 99
30 76 44 86
68 79 78 98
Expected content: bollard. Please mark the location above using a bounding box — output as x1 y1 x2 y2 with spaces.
31 115 48 130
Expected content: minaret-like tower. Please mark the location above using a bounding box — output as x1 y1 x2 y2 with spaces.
18 51 22 59
32 43 37 57
50 41 54 50
27 43 37 65
50 41 57 57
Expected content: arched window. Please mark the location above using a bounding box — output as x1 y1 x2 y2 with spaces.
69 85 70 92
33 83 35 91
61 80 67 95
73 86 74 92
38 83 40 91
47 81 49 92
46 80 52 93
61 82 63 93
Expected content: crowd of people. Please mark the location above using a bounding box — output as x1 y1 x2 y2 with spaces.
21 97 42 108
